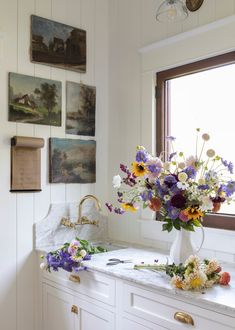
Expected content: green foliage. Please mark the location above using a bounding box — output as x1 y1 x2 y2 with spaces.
165 263 186 278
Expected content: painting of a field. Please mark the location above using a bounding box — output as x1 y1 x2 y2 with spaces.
31 15 86 73
66 82 96 136
9 72 62 126
49 138 96 183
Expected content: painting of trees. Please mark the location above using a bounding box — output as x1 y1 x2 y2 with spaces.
8 72 61 126
34 82 59 122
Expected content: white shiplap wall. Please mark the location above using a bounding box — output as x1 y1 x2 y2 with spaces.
0 1 109 330
108 0 235 260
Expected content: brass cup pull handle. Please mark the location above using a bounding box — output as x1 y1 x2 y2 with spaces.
174 311 194 326
71 305 79 314
69 274 81 283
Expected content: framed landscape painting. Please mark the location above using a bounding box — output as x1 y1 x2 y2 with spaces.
9 72 62 126
31 15 86 73
66 82 96 136
49 138 96 183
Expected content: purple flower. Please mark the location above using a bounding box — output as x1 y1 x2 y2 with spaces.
114 207 125 214
219 181 235 197
169 152 177 161
198 184 209 190
170 194 186 208
136 150 148 163
155 179 168 198
166 136 176 141
164 175 178 188
205 170 217 182
140 190 153 202
212 196 225 203
83 254 92 261
74 265 88 272
105 203 113 212
183 166 196 179
120 164 130 175
123 174 137 187
221 158 234 174
167 206 180 220
147 163 162 174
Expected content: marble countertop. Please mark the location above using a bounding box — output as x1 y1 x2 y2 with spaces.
38 243 235 315
82 246 235 315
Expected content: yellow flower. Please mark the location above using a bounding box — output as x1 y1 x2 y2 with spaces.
184 207 204 220
189 271 207 289
190 277 204 289
132 162 148 177
122 203 138 212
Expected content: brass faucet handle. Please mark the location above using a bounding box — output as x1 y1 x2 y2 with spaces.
61 217 76 228
80 216 99 226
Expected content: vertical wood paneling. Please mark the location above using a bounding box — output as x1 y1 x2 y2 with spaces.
65 0 82 203
198 0 216 25
49 0 66 202
94 0 109 203
215 0 235 19
0 0 18 329
80 0 96 199
16 1 36 329
0 0 108 329
34 0 52 223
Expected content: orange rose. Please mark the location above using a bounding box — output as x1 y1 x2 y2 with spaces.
149 197 161 211
219 272 231 285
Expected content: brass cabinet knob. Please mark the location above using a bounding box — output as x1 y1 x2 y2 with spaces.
71 305 79 314
69 274 81 283
174 311 194 326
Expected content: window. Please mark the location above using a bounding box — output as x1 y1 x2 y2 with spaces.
156 51 235 230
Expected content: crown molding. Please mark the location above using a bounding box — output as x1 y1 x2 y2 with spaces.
139 14 235 54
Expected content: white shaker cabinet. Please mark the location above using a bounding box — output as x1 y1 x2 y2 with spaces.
43 284 76 330
42 282 115 330
39 249 235 330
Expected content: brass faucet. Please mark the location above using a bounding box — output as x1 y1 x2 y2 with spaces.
78 195 101 225
60 195 101 228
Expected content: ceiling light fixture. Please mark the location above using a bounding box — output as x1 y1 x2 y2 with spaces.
156 0 204 23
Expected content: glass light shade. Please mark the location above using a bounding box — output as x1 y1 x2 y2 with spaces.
156 0 188 22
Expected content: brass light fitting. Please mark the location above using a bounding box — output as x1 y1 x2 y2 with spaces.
156 0 204 23
186 0 204 12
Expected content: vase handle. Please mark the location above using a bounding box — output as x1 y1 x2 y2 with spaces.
195 225 205 253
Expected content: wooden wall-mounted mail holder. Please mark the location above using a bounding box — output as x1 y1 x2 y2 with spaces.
10 136 44 192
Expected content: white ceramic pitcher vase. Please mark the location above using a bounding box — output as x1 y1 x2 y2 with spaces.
169 226 205 264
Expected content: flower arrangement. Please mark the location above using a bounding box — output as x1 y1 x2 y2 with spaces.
40 238 107 273
134 255 231 291
106 129 235 232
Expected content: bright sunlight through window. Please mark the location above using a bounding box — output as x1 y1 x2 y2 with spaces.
170 64 235 215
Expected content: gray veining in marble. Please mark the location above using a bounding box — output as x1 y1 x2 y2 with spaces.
34 200 108 249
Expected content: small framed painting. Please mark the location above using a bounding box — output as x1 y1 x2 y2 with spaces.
9 72 62 126
66 82 96 136
49 138 96 183
31 15 86 73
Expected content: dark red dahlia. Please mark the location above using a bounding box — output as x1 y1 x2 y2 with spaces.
170 194 186 209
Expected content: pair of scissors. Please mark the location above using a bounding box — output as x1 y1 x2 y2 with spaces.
106 258 132 266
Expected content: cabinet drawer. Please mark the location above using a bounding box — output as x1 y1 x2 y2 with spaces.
43 270 115 306
123 284 235 330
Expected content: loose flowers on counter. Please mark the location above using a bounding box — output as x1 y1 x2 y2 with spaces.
106 129 235 232
40 238 107 273
134 255 231 291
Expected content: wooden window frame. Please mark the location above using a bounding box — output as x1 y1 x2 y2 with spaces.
156 51 235 231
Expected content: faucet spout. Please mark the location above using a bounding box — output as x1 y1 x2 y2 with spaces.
77 195 101 225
